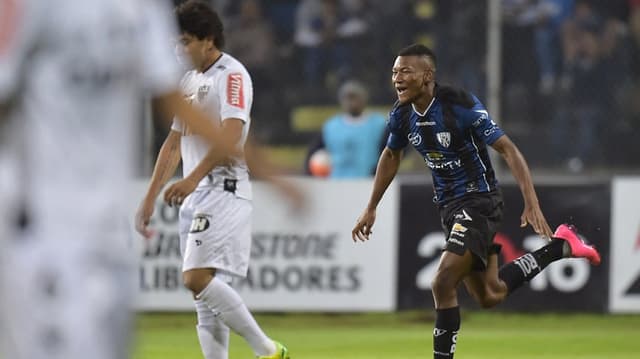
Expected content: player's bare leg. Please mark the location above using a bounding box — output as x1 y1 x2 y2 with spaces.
430 250 475 359
462 253 508 309
464 225 601 310
183 268 284 358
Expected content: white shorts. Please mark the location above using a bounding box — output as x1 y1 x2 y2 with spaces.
178 188 252 279
0 229 134 359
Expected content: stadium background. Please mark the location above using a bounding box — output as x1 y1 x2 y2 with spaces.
134 0 640 357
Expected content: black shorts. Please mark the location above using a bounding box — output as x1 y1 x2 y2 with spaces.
438 191 504 271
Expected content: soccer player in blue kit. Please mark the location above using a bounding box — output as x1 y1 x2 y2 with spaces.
352 44 601 358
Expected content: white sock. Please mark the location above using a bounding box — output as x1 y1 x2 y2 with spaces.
195 299 229 359
197 277 276 356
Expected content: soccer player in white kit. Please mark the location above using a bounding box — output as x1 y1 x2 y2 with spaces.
135 1 290 358
0 0 237 358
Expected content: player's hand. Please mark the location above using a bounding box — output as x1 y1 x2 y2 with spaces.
135 198 155 239
352 207 376 242
520 204 553 239
164 177 198 207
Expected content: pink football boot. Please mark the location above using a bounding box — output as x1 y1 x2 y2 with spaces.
554 224 601 265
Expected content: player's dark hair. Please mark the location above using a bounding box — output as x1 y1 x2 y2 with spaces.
397 44 437 67
175 0 225 49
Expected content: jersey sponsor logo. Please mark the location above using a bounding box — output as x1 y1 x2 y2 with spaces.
189 214 210 233
454 210 473 222
482 119 500 137
227 72 244 109
472 111 492 127
447 236 465 247
472 114 488 127
408 132 422 146
436 132 451 148
452 223 468 233
450 223 468 239
416 120 436 126
466 181 479 193
425 158 461 170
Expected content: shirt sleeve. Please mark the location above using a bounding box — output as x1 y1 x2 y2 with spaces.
137 0 181 96
217 67 252 123
385 110 409 150
460 95 505 145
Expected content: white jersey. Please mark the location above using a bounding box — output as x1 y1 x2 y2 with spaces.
171 53 253 200
0 0 180 241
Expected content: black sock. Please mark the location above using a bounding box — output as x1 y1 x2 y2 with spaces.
498 239 565 294
433 306 460 359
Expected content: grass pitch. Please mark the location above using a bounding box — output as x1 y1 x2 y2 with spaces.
133 311 640 359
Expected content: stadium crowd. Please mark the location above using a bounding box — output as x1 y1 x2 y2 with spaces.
160 0 640 173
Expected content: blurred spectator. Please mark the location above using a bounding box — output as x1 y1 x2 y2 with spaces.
294 0 338 88
294 0 372 90
443 0 487 97
535 0 575 94
503 0 574 95
226 0 278 138
263 0 299 44
305 80 387 178
226 0 276 73
552 2 608 171
627 1 640 123
333 0 372 82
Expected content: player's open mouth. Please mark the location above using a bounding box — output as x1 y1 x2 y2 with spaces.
396 86 408 95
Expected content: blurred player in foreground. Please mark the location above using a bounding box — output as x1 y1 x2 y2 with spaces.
352 44 601 359
0 0 240 358
135 1 292 358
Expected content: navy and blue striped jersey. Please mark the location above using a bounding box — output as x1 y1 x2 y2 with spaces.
386 85 505 204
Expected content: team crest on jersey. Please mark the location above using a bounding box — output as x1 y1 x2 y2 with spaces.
197 85 210 102
437 132 451 148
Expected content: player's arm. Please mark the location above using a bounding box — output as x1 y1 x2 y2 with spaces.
352 146 403 242
491 135 553 238
163 118 243 206
245 138 305 210
145 130 182 201
135 129 182 238
155 91 231 146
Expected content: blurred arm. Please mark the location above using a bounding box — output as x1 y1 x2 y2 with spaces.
245 138 305 209
185 118 244 184
154 90 236 156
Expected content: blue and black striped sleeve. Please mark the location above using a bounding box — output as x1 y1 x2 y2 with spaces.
385 107 409 150
460 95 505 145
